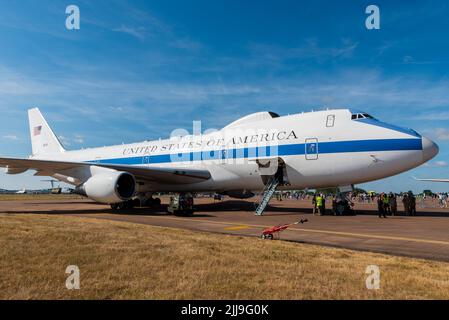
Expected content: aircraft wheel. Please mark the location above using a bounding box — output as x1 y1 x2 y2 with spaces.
116 202 126 210
267 234 274 240
132 198 141 207
126 200 135 210
153 198 161 205
110 203 119 210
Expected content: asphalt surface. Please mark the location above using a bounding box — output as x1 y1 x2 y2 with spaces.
2 197 449 262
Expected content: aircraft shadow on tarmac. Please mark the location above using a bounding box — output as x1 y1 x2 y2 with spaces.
3 199 448 218
2 203 215 218
195 200 310 216
196 200 449 218
350 208 449 218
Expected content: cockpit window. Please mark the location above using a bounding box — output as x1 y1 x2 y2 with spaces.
351 113 376 120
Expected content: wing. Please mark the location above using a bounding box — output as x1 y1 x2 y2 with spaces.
0 157 211 185
415 178 449 183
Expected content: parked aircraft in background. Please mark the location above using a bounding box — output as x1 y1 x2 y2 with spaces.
15 188 27 194
0 108 439 214
416 178 449 183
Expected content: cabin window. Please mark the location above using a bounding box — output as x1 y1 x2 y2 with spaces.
326 114 335 127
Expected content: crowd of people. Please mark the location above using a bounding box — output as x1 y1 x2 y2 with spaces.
271 190 448 216
309 191 420 217
376 192 415 218
351 192 449 209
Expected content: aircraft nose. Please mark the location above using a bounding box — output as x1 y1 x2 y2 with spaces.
422 136 439 162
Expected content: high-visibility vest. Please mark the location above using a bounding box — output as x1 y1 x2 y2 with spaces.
316 196 323 207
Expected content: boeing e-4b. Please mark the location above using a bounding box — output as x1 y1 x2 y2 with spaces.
0 108 439 214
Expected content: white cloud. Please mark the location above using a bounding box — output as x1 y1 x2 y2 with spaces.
412 112 449 121
112 25 147 41
435 161 448 167
424 160 448 167
0 65 55 96
416 128 449 144
58 135 70 147
247 39 359 65
74 135 84 144
403 55 414 64
169 38 203 51
435 128 449 140
2 134 19 140
108 106 125 113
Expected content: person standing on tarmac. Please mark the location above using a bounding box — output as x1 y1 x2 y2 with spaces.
409 192 417 216
378 193 387 218
382 193 391 215
389 193 397 216
402 193 410 215
312 194 317 215
315 193 324 216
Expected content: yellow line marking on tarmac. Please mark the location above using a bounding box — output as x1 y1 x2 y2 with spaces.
127 215 449 246
223 225 251 231
292 228 449 246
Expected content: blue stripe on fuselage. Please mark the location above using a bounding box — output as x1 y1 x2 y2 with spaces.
86 138 422 165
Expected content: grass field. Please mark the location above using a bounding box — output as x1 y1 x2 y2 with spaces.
1 214 449 299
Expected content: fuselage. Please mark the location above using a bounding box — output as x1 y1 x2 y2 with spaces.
34 109 438 193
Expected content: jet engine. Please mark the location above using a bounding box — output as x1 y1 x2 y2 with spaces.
75 171 136 204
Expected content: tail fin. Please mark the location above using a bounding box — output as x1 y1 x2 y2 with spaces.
28 108 65 156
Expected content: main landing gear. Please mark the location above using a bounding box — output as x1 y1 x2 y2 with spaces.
110 196 162 211
110 200 136 210
167 193 194 216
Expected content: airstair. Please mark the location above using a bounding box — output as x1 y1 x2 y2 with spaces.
254 176 280 216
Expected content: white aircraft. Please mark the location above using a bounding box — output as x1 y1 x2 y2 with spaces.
15 188 27 194
0 108 439 214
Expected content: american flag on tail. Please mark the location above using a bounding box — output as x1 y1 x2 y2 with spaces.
33 125 42 136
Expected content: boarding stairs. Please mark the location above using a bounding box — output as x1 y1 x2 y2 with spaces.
254 176 280 216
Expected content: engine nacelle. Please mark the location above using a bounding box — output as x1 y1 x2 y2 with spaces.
76 171 136 204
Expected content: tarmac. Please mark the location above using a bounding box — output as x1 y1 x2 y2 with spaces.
1 196 449 262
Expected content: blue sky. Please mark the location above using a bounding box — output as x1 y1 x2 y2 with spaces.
0 0 448 192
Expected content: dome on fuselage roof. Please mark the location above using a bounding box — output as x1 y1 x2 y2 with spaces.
223 111 280 129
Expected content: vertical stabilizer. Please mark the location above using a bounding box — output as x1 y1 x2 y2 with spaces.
28 108 65 156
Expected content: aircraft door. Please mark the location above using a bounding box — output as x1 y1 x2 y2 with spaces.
220 142 228 165
305 138 319 160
